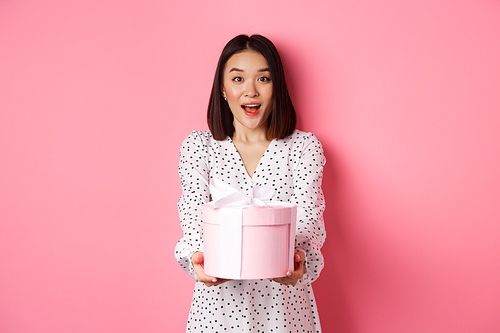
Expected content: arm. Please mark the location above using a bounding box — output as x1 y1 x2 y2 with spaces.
173 131 233 286
174 131 210 280
289 133 326 285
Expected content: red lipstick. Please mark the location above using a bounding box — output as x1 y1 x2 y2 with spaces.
241 103 261 116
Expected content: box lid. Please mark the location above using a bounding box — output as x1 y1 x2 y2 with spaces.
202 202 296 226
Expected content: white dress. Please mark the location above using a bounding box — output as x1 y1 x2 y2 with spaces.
175 129 326 333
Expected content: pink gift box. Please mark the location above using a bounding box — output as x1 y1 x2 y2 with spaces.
203 202 297 280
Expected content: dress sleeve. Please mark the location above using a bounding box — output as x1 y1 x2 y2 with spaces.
174 131 210 280
290 133 326 285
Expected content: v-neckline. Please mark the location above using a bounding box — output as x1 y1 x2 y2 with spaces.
228 137 275 180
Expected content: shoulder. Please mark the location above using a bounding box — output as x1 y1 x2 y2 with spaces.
179 130 232 157
284 130 325 166
181 130 212 143
284 129 324 149
180 130 213 149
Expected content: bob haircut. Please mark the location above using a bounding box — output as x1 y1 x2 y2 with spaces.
207 34 296 140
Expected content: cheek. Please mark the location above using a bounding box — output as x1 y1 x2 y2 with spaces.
225 87 241 100
265 93 273 105
263 87 273 102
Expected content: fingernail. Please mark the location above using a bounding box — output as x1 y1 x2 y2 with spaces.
286 271 292 277
212 278 217 282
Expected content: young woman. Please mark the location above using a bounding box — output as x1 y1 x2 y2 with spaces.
175 34 326 333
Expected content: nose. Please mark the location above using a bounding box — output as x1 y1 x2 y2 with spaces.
244 82 259 97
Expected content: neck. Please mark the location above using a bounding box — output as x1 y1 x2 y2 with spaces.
232 123 270 143
232 127 271 143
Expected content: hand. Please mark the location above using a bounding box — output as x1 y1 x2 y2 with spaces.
272 251 306 286
191 252 232 287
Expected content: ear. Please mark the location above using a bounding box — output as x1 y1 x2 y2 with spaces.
221 87 227 99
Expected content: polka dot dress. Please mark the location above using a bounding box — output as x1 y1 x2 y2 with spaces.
175 129 326 333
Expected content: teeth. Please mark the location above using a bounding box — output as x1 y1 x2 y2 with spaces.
244 104 260 107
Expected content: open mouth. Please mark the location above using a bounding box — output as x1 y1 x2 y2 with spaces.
241 104 261 114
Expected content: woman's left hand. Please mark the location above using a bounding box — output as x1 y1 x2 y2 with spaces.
272 251 305 286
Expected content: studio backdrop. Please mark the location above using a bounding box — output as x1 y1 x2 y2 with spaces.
1 1 499 332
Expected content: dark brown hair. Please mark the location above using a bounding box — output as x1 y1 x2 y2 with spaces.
207 34 296 140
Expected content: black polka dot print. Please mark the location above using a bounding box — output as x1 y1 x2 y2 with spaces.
174 129 326 333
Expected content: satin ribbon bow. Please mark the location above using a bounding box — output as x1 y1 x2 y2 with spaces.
210 178 276 208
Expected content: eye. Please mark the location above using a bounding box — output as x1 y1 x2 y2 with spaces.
258 76 271 82
232 76 243 82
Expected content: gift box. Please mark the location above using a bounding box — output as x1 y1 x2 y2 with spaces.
202 179 297 280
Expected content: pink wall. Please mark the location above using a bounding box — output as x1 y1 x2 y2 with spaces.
1 1 499 332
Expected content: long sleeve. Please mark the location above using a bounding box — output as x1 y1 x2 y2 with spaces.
290 133 326 285
174 131 210 280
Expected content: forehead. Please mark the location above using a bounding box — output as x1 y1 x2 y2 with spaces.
224 50 269 72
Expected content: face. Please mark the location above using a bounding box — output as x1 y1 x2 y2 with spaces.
222 50 273 134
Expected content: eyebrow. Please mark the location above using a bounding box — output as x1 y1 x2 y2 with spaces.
228 67 270 73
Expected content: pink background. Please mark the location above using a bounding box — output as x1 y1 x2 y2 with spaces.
1 1 499 332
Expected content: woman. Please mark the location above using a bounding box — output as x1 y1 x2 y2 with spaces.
175 34 326 333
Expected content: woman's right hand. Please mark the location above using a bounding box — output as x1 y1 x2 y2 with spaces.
191 252 232 287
